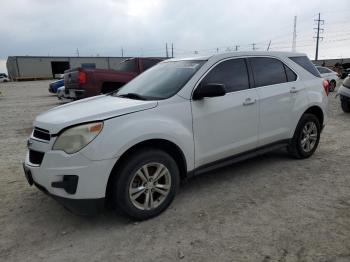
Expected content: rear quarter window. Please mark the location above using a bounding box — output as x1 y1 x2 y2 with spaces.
289 56 321 77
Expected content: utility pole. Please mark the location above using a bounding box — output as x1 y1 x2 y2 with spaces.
235 45 239 51
171 43 174 58
251 43 257 51
121 47 124 57
165 43 169 58
267 40 271 51
314 13 324 61
292 16 297 52
76 48 80 57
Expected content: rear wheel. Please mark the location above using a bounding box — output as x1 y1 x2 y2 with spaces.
111 149 180 220
341 100 350 113
288 114 321 159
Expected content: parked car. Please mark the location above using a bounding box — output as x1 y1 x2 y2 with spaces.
336 76 350 113
63 57 163 100
57 86 66 100
48 79 64 94
316 66 338 92
0 73 9 82
23 51 328 220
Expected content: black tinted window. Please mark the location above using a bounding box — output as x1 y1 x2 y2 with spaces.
284 65 297 81
289 56 321 77
251 57 287 87
118 59 137 72
143 59 159 70
201 58 249 93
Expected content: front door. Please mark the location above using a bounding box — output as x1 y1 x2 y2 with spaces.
191 58 259 168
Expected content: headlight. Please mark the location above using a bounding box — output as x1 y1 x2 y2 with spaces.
53 122 103 154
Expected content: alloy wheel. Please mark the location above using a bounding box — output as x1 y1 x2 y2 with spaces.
300 121 318 152
128 163 171 211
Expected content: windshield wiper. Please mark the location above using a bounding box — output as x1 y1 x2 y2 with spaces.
116 93 147 100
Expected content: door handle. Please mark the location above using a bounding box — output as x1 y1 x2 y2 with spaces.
290 87 299 93
243 98 256 106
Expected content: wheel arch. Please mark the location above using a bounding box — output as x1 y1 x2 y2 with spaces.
303 105 324 127
105 139 188 201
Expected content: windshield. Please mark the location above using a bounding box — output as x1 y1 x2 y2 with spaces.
114 60 205 100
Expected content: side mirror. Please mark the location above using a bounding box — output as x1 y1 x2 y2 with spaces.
192 83 226 100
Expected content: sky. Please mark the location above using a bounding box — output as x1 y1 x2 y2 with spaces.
1 0 350 73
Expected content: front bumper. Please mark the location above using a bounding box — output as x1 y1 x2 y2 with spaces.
23 146 117 215
23 165 104 215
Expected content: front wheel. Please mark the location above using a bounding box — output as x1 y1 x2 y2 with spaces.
288 114 321 159
112 149 180 220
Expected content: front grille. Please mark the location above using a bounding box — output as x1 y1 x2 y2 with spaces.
33 127 50 141
29 150 45 165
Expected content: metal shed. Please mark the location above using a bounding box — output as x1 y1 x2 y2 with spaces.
6 56 127 80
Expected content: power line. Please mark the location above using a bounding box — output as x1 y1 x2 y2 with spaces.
314 12 324 60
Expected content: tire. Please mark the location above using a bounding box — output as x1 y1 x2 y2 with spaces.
111 148 180 220
329 80 336 92
341 100 350 113
288 113 321 159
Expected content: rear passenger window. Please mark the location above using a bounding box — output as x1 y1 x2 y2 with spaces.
250 57 287 87
284 65 297 82
201 58 249 93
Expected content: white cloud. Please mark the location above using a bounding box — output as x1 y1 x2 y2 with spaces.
0 0 349 61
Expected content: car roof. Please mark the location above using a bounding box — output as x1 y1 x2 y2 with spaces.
166 51 307 62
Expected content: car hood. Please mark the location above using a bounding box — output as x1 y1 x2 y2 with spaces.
34 95 158 134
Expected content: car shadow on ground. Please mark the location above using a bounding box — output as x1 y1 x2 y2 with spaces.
21 148 295 230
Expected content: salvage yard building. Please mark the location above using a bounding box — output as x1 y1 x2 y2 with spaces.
6 56 127 80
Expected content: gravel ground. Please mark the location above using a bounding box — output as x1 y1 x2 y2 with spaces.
0 80 350 262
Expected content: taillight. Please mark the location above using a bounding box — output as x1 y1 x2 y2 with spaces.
323 79 329 96
78 71 86 85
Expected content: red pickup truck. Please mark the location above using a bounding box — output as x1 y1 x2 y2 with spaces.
64 57 163 99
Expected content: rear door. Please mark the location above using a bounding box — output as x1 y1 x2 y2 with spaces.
249 57 299 146
191 58 259 167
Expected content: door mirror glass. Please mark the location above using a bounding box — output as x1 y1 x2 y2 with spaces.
193 83 226 100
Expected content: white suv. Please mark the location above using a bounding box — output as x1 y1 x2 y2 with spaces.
23 52 328 220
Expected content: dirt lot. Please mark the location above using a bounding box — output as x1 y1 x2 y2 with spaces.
0 80 350 262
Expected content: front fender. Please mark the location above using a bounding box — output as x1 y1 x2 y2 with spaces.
80 100 195 171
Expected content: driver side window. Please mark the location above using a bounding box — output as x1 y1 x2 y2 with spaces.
201 58 250 93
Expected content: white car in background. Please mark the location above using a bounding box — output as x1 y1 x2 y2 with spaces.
23 51 328 220
316 66 338 92
0 73 9 82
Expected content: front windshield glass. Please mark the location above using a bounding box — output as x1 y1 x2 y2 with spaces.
114 60 205 100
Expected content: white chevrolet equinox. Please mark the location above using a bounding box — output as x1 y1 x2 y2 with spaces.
23 52 328 220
